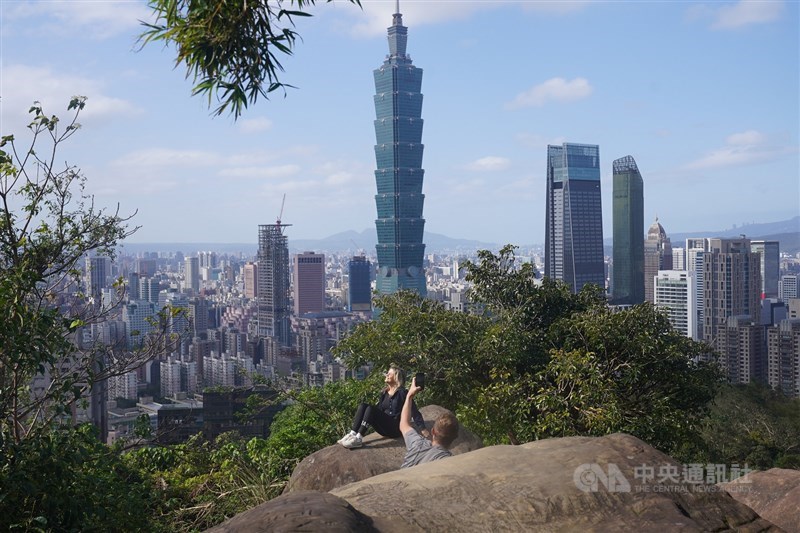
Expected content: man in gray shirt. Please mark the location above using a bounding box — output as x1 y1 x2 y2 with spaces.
399 376 459 468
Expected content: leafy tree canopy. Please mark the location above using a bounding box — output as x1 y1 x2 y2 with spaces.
336 245 722 454
140 0 362 118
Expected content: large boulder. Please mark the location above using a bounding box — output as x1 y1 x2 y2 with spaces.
205 490 380 533
285 404 482 493
331 433 781 532
720 468 800 533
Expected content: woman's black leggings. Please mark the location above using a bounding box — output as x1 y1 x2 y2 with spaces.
351 403 402 438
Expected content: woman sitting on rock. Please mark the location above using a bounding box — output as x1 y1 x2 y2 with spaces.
338 364 427 449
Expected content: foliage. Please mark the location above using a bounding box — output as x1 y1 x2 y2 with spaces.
697 383 800 469
0 99 152 443
0 424 157 532
123 378 375 530
337 245 721 455
140 0 362 117
334 291 489 412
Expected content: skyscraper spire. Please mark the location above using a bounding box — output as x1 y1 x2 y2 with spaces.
388 1 407 58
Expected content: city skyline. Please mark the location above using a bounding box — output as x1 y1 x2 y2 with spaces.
1 1 798 245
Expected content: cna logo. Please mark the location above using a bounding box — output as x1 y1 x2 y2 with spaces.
573 463 631 493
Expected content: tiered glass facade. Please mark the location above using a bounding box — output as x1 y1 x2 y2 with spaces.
612 155 644 304
545 143 605 293
373 9 427 296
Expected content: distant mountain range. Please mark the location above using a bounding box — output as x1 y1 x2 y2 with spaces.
120 216 799 256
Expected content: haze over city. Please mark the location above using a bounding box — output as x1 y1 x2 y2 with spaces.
1 0 798 245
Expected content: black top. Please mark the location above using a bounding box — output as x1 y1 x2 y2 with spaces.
378 387 425 429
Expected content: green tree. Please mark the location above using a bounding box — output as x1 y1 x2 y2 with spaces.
337 245 721 454
140 0 362 117
699 383 800 469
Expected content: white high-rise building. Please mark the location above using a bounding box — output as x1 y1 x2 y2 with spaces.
654 270 696 338
672 247 685 271
108 371 138 401
779 274 799 301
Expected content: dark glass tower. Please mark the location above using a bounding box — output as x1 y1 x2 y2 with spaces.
612 155 644 304
372 5 427 297
544 143 605 293
348 256 372 312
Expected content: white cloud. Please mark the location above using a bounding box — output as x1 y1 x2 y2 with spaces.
5 1 151 40
506 77 593 109
1 65 141 129
516 132 567 149
238 117 273 134
466 156 511 172
726 130 767 146
685 130 794 170
710 0 784 30
325 171 356 186
219 164 301 179
113 148 221 168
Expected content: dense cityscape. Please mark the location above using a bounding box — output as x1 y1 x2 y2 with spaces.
50 6 798 447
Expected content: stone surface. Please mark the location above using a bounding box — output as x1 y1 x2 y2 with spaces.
331 433 782 532
720 468 800 533
285 404 482 494
204 490 381 533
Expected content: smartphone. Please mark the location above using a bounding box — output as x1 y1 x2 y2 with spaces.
415 372 425 390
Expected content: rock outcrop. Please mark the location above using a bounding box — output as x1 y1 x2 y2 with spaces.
205 491 379 533
209 433 782 532
331 433 779 532
720 468 800 533
286 405 482 493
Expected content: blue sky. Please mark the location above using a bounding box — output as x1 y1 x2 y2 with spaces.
1 0 798 246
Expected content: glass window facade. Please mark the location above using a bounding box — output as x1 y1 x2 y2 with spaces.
545 143 605 293
372 10 427 297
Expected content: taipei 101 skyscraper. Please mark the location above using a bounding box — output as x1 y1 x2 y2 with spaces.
372 2 427 297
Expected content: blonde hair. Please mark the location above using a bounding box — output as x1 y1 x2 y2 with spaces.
387 363 405 388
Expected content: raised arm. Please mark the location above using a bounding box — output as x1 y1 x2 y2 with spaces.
399 377 422 435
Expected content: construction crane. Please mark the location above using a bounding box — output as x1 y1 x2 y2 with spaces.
277 193 286 226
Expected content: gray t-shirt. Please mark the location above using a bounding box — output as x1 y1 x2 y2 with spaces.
401 429 452 468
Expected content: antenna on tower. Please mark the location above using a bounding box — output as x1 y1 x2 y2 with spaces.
395 0 400 14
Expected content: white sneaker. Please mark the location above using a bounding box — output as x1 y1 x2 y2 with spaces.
341 434 363 449
337 433 351 445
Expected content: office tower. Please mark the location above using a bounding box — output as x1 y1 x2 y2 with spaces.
185 256 200 293
122 300 158 348
780 274 799 301
672 247 686 271
545 143 604 293
686 240 709 340
257 224 291 347
719 315 766 385
139 276 160 303
611 155 644 304
654 270 696 338
188 297 209 337
373 6 427 297
750 240 780 299
703 238 761 351
348 256 372 312
293 252 325 316
644 218 673 303
243 262 258 299
767 319 800 398
127 272 140 302
135 258 157 278
85 256 109 303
